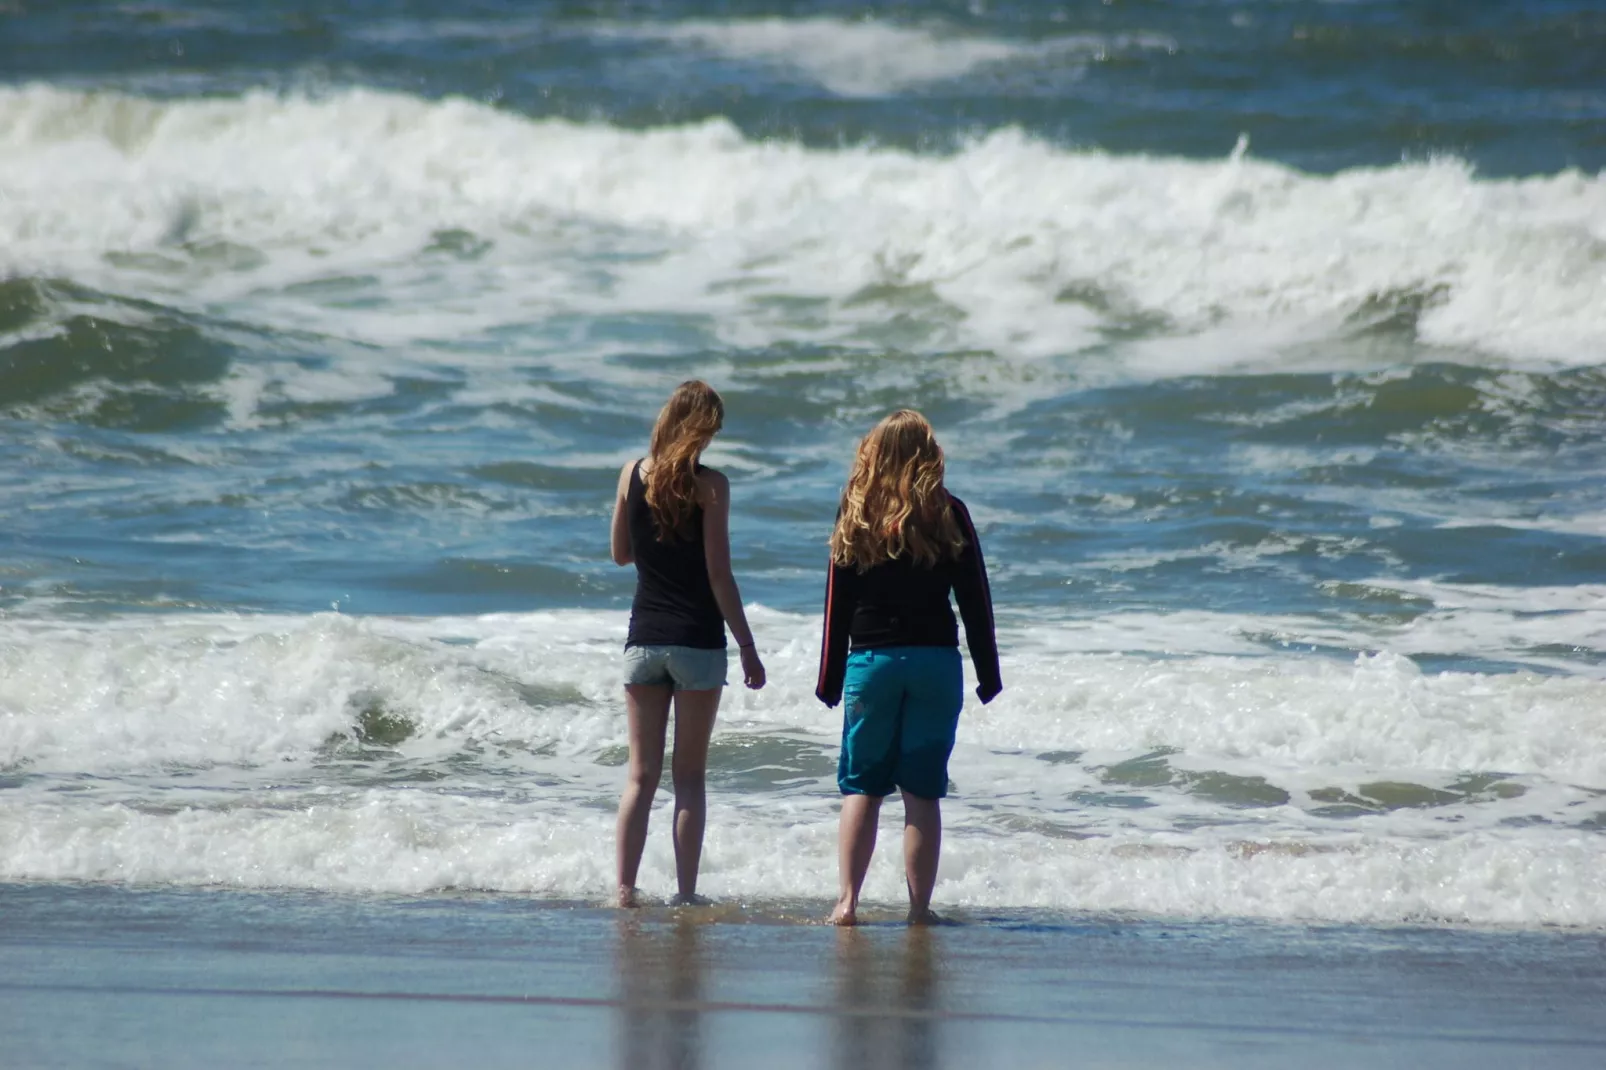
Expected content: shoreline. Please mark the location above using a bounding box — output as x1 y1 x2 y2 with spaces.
7 875 1606 937
4 881 1604 1069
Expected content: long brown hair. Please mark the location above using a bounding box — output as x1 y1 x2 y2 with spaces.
829 410 965 569
644 380 724 539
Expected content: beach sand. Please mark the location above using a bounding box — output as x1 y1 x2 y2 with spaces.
2 882 1604 1069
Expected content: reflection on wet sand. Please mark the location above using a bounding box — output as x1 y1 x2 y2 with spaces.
609 911 951 1070
833 927 941 1070
615 915 706 1070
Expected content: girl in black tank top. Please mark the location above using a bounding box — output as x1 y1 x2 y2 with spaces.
623 460 724 648
607 380 766 909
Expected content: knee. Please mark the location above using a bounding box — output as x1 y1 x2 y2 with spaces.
671 749 707 796
671 764 706 798
627 762 663 795
900 790 943 823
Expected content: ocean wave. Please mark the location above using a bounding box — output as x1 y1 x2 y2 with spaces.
1 86 1603 371
3 609 1603 781
0 278 237 429
2 608 1603 926
2 792 1601 927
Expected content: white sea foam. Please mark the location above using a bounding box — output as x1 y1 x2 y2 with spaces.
1 608 1603 925
1360 581 1606 613
3 607 1604 778
600 18 1018 97
2 789 1602 928
1 85 1603 396
1438 513 1606 537
595 18 1172 98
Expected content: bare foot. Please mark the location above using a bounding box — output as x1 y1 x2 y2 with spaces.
668 893 710 907
616 885 640 909
907 907 944 926
829 897 858 926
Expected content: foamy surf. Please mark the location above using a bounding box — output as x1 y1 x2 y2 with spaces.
2 85 1603 370
1 609 1602 926
3 607 1603 772
4 793 1602 928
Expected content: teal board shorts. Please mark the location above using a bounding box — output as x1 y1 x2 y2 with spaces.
838 646 963 799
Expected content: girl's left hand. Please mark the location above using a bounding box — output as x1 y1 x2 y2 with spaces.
739 646 766 690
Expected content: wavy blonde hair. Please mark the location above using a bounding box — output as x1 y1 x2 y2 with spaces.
829 410 965 569
645 380 724 540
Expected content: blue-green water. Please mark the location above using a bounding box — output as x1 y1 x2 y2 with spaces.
0 1 1602 924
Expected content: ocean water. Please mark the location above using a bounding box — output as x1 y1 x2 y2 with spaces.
1 0 1604 928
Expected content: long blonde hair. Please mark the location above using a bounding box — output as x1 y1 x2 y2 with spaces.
645 380 724 539
829 410 965 569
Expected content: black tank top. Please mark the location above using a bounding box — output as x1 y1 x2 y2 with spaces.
625 460 726 649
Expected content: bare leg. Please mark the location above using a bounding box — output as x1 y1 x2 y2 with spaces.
668 687 721 903
901 791 942 924
616 684 672 907
831 793 883 926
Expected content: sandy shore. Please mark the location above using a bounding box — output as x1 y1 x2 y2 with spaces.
2 882 1604 1068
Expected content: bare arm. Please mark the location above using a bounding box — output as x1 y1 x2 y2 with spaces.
610 460 636 566
699 469 766 689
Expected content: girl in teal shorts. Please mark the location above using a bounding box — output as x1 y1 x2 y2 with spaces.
815 410 1002 925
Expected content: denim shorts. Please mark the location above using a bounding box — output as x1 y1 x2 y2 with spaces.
623 644 728 691
838 646 964 800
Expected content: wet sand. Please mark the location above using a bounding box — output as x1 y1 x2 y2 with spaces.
2 882 1604 1069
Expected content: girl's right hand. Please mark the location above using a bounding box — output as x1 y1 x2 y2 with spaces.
739 645 766 690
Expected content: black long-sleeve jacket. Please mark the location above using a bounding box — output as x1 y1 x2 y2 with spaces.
815 493 1002 707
